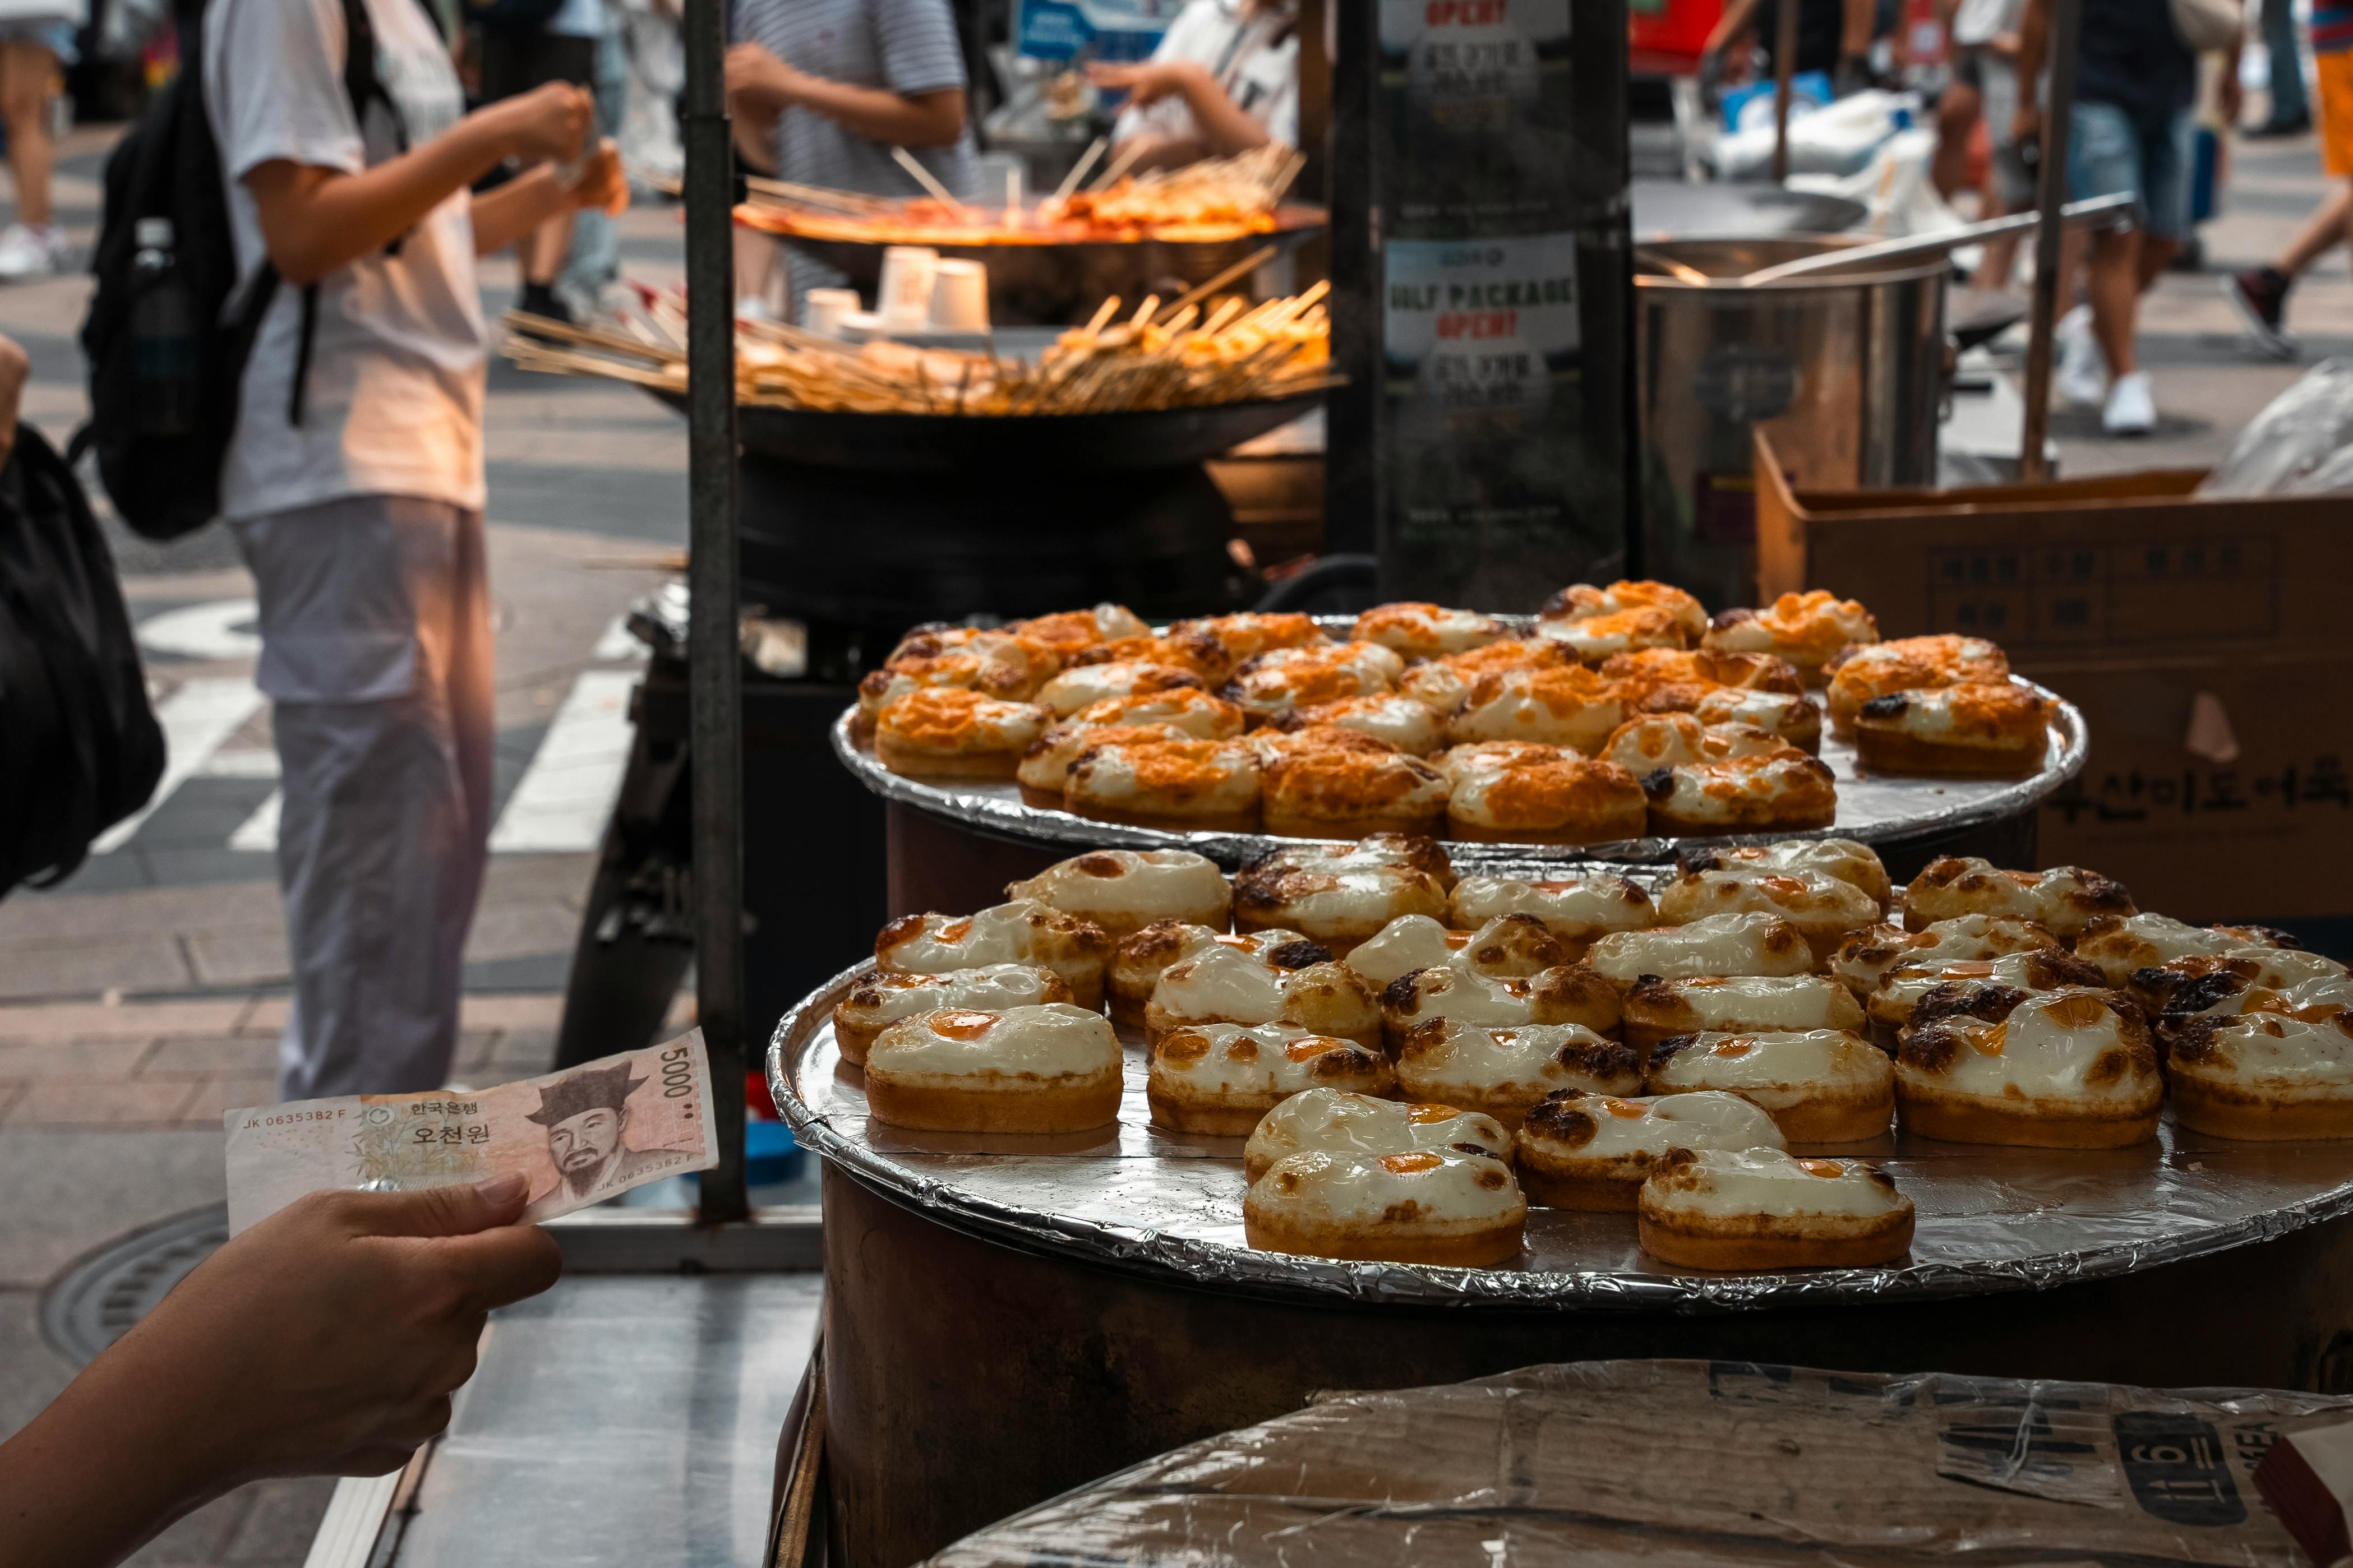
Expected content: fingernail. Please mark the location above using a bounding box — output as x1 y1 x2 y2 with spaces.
473 1173 528 1206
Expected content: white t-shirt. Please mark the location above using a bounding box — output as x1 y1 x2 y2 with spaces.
1113 0 1299 152
546 0 606 40
1952 0 2021 47
204 0 487 523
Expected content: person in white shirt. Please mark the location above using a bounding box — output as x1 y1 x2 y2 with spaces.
1090 0 1298 172
0 0 85 278
205 0 625 1100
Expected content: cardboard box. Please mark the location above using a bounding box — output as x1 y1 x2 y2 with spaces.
1754 435 2353 923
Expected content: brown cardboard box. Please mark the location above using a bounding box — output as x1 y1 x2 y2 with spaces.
1753 435 2353 922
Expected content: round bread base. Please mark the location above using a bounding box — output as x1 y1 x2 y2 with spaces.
1263 808 1447 840
1897 1093 2158 1148
1146 1092 1278 1137
1017 784 1068 810
1645 805 1836 838
1769 1094 1896 1144
2169 1079 2353 1141
1242 1213 1526 1268
874 737 1023 780
1637 1210 1914 1270
1516 1165 1639 1211
1852 729 2046 779
1232 914 1392 952
1446 816 1647 847
1046 974 1107 1012
1106 993 1150 1028
831 1014 880 1067
1067 801 1263 834
864 1071 1123 1134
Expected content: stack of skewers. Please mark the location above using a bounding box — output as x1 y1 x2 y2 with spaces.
501 276 1333 418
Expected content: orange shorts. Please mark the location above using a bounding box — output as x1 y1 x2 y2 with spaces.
2320 50 2353 178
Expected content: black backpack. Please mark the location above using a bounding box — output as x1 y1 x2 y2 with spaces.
465 0 565 33
78 0 404 540
0 424 165 896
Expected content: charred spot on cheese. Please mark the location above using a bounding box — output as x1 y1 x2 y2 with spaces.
1911 982 2029 1031
1557 1038 1644 1080
1383 972 1430 1015
1709 608 1755 632
2041 952 2109 989
1858 694 1911 720
1900 1026 1962 1075
1641 766 1676 800
2161 969 2253 1021
1648 1034 1701 1069
2086 1049 2129 1087
1522 1091 1600 1146
1160 1031 1213 1065
1474 1167 1509 1191
1312 1047 1382 1078
1225 1037 1262 1062
1266 939 1335 971
1071 853 1126 878
1454 1140 1506 1160
876 914 927 950
2170 1017 2226 1066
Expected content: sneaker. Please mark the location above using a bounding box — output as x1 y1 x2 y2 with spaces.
0 222 66 280
516 281 574 326
2221 267 2296 360
2055 305 2109 408
2102 370 2157 436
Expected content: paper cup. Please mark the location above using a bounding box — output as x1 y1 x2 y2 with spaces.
929 260 990 332
877 246 940 330
803 288 860 337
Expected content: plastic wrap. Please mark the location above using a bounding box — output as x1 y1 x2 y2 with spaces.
926 1359 2344 1566
2200 358 2353 497
768 961 2353 1315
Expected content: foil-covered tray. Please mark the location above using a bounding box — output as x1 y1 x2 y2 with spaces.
768 956 2353 1314
831 682 2088 871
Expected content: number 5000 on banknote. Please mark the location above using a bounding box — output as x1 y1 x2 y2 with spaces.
225 1032 721 1234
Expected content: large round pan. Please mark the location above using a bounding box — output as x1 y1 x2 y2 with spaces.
1631 179 1867 241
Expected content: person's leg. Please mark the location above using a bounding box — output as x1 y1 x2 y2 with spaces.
2061 102 2138 400
0 41 54 229
2084 226 2143 377
516 34 597 319
2261 0 2311 132
1934 75 1983 202
2102 109 2191 432
237 497 492 1100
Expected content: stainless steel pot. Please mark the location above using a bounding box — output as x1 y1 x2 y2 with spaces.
1635 235 1949 609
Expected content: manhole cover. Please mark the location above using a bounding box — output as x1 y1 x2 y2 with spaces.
40 1204 228 1367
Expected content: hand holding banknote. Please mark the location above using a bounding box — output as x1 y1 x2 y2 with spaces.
225 1033 722 1233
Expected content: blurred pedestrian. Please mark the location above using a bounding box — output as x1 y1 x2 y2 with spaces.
478 0 608 323
1936 0 2036 286
2223 0 2353 355
0 0 81 279
1091 0 1298 173
1701 0 1877 100
206 0 624 1099
2252 0 2312 135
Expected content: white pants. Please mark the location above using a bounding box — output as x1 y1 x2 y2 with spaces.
232 495 493 1100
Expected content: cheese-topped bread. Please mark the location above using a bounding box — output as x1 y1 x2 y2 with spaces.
1585 912 1816 988
1600 713 1709 772
875 899 1113 1007
1447 665 1628 755
1640 751 1840 836
1397 639 1572 716
1514 1089 1785 1210
1008 603 1152 653
1445 749 1649 845
1233 836 1454 950
1599 647 1806 715
1637 1147 1914 1269
2169 1012 2353 1140
1825 634 2008 737
1621 974 1866 1051
1646 1028 1893 1144
2128 946 2352 1017
1394 1019 1645 1127
1539 579 1709 641
1016 721 1189 805
1897 988 2161 1146
1902 858 2135 940
1005 849 1233 938
1222 641 1405 725
857 644 1050 724
1344 913 1570 989
1031 660 1205 718
1067 687 1247 739
1169 611 1332 667
1827 914 2060 998
1537 605 1688 665
1067 631 1237 686
1244 1146 1527 1267
1261 742 1451 839
1244 1089 1510 1183
1853 681 2050 778
1701 591 1880 678
873 687 1054 779
1108 922 1321 1024
1690 686 1824 753
1658 868 1881 961
1379 963 1622 1046
1448 873 1658 947
1064 736 1263 832
863 1003 1124 1133
832 963 1074 1066
1146 1023 1395 1135
1274 693 1446 757
1679 838 1891 910
1867 948 2107 1038
2077 912 2295 987
1349 602 1509 660
1145 940 1379 1046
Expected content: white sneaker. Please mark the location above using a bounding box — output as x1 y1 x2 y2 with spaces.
2056 305 2108 408
2102 370 2157 436
0 222 66 280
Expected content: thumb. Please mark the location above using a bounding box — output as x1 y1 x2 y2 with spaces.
361 1173 531 1238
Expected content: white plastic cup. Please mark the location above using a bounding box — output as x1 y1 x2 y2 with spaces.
876 246 940 330
802 288 860 337
928 260 990 332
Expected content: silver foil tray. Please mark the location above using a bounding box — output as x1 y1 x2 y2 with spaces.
768 958 2353 1315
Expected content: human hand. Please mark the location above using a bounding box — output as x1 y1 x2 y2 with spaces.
726 42 799 110
1085 58 1204 108
485 81 595 164
0 332 29 470
565 138 629 217
2219 70 2245 129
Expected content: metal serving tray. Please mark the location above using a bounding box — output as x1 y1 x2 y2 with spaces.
768 951 2353 1315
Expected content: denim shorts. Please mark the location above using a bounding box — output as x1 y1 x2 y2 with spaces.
0 19 79 65
2068 99 2193 239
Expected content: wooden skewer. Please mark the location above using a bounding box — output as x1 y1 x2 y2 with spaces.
1086 138 1148 193
744 175 891 213
889 147 968 214
502 310 685 363
1152 244 1281 326
1082 297 1123 336
1050 136 1107 206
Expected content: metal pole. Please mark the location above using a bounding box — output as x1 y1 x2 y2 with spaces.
684 0 748 1223
1770 0 1800 184
2018 0 2080 485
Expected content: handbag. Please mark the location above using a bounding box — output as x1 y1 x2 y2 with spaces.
2171 0 2241 53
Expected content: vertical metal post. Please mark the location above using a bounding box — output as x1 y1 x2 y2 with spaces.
1770 0 1800 184
685 0 748 1223
2018 0 2080 485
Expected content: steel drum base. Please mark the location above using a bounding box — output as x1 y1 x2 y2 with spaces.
821 1167 2353 1568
